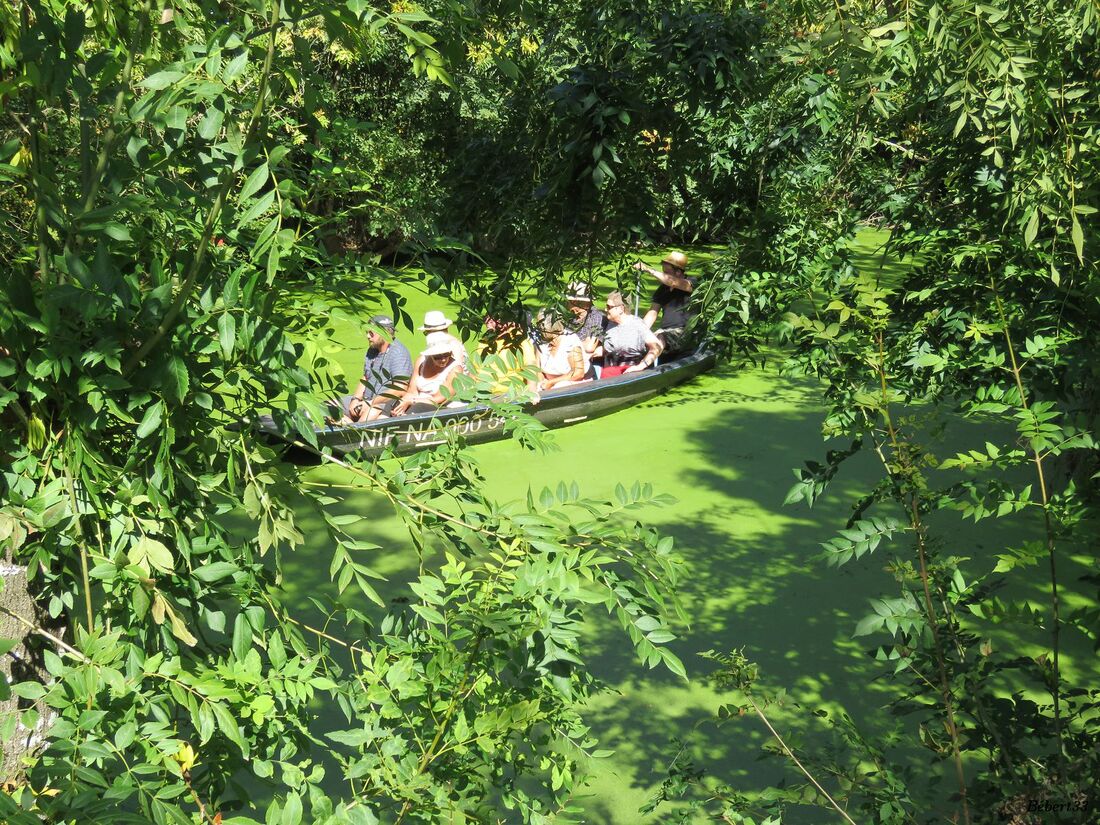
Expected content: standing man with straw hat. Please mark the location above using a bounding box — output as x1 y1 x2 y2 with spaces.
633 251 696 357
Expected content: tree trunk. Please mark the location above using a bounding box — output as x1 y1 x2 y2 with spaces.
0 557 51 785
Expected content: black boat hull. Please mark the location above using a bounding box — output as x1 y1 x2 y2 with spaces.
256 350 715 458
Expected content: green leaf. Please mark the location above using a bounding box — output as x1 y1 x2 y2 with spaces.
237 190 274 226
1071 213 1084 263
232 614 252 661
218 313 236 360
223 52 248 83
135 401 164 439
192 561 238 582
1023 208 1039 246
952 106 967 137
140 70 185 90
327 728 377 747
494 56 519 79
103 223 132 241
169 609 198 646
165 356 188 401
12 681 46 701
197 107 224 140
239 162 269 201
854 613 883 637
281 792 303 825
114 721 137 750
212 701 246 754
659 647 687 680
129 536 174 574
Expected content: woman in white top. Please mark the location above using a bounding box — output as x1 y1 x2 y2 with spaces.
393 333 465 415
418 310 467 365
535 312 586 391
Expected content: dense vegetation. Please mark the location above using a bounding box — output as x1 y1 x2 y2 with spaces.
1 0 1097 823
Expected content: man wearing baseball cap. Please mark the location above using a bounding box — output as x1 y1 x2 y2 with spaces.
344 314 412 422
633 251 696 356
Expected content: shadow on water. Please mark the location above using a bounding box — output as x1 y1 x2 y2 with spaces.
551 383 914 821
568 376 1098 824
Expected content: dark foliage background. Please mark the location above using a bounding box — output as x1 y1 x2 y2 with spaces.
1 0 1098 822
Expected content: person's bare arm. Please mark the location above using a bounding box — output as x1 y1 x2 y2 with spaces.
542 348 585 389
429 365 464 404
369 374 409 412
642 302 660 329
344 379 369 420
625 334 663 374
566 347 585 381
633 261 693 292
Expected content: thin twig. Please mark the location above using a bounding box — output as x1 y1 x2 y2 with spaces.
988 275 1064 767
0 606 90 663
874 328 970 825
745 694 859 825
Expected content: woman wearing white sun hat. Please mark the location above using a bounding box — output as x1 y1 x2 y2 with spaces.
418 310 467 366
393 332 466 415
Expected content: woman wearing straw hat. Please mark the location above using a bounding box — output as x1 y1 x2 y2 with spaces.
392 332 465 415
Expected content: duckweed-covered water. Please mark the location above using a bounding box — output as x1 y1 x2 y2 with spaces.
276 234 1095 822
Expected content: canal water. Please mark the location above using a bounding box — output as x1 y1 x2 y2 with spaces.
277 237 1094 822
281 350 901 821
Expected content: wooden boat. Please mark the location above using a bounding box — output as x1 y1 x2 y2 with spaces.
253 349 715 459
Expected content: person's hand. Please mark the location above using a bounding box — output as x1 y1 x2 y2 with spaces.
624 363 646 374
348 398 365 420
632 261 648 272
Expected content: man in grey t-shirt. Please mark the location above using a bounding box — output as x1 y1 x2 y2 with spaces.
599 292 663 378
344 315 412 422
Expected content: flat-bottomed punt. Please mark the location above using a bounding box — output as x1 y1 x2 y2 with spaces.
254 350 714 459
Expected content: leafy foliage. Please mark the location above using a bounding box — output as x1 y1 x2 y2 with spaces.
643 0 1100 822
0 1 687 822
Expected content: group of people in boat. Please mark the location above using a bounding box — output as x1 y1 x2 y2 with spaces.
339 252 697 423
